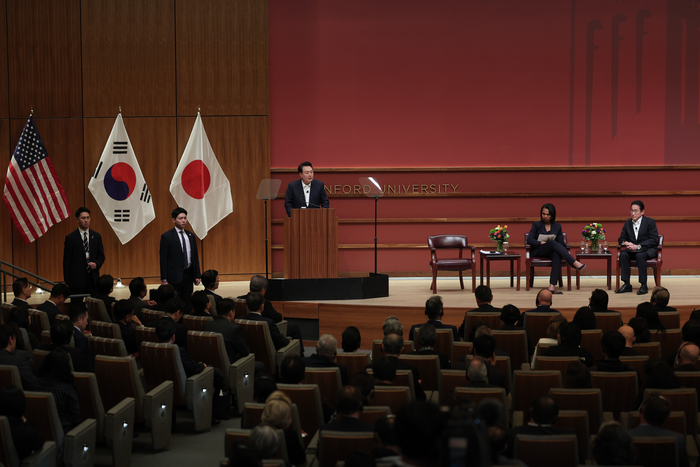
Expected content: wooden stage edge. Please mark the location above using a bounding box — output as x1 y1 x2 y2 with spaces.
18 276 700 351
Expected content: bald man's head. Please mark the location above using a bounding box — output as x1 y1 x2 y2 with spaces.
618 325 635 347
679 343 700 367
537 289 553 306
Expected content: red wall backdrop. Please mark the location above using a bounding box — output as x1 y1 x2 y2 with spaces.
268 1 700 276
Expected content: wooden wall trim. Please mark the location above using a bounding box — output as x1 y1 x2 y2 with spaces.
274 190 700 199
271 165 700 173
272 216 700 225
272 241 700 250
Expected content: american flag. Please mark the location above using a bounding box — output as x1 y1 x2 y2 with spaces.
2 117 70 243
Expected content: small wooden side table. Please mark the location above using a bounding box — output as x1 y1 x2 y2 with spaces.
575 251 612 290
479 251 521 291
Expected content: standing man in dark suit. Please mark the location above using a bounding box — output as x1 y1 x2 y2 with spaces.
63 207 105 297
284 161 329 217
616 200 659 295
159 207 201 309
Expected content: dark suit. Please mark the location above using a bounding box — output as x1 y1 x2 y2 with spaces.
36 343 92 373
244 313 290 350
128 296 147 319
590 359 634 372
505 425 579 462
0 349 37 390
542 344 595 367
179 347 205 377
459 303 501 339
385 356 426 402
526 221 576 286
621 346 642 357
628 424 689 467
203 316 250 362
93 294 115 321
304 354 350 386
159 227 201 307
37 300 62 327
63 229 105 295
205 289 223 304
237 294 305 354
72 327 88 353
284 179 329 217
410 348 450 370
466 380 497 388
147 316 187 349
10 299 29 329
618 216 659 285
408 319 459 343
117 321 138 355
320 416 372 433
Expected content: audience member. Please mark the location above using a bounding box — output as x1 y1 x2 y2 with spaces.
190 290 212 316
394 402 446 467
628 395 689 467
371 357 396 386
458 285 501 338
114 299 141 355
201 269 222 304
37 283 70 327
304 334 350 385
522 289 560 316
471 334 507 392
0 385 44 461
243 292 290 351
148 297 188 349
93 274 116 317
0 325 37 390
591 331 634 372
321 385 372 432
342 326 362 352
382 316 403 336
636 360 679 407
409 323 449 369
279 355 306 384
504 395 578 461
589 288 618 313
33 349 80 435
530 315 567 368
592 421 636 466
651 286 676 312
628 317 651 343
153 284 177 311
249 424 278 459
675 342 700 371
499 304 533 354
618 325 642 356
542 322 595 367
127 277 154 319
565 360 592 388
70 307 90 355
260 391 303 466
229 442 262 467
572 306 596 330
344 451 376 467
371 415 399 460
350 371 375 405
368 333 426 401
465 357 495 388
37 321 92 372
203 298 251 363
635 301 666 332
11 278 31 321
408 295 459 342
253 375 277 403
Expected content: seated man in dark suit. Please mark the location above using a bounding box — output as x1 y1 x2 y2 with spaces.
472 334 508 394
320 385 372 432
675 342 700 371
542 322 595 367
615 200 658 295
466 357 497 388
591 331 634 372
341 326 361 353
201 269 222 304
239 275 304 354
202 298 250 363
618 325 642 356
651 286 676 312
372 357 397 386
190 290 213 317
37 322 92 372
367 333 426 402
504 395 578 461
243 292 291 351
92 274 116 320
458 285 501 339
113 299 141 355
37 283 70 327
304 333 350 386
10 278 31 328
589 288 620 313
127 277 154 320
628 395 690 467
408 295 459 343
279 355 334 422
394 402 446 467
70 307 90 357
0 325 37 390
152 284 177 312
409 323 449 370
147 297 188 349
521 289 561 317
499 304 533 355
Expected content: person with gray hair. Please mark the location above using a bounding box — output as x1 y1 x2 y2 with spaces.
366 333 426 401
304 333 350 385
408 323 449 369
466 357 493 387
382 316 403 336
249 424 280 459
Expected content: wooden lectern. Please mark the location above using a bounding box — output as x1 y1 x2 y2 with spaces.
284 208 338 279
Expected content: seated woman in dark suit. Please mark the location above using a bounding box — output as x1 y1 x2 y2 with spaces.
527 203 585 294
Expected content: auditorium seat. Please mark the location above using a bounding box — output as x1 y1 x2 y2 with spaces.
0 364 22 390
649 329 682 363
620 355 649 387
27 309 49 338
674 371 700 405
235 319 300 376
454 387 508 423
187 330 256 414
182 314 213 331
633 342 662 360
358 405 391 427
514 434 578 467
550 388 604 436
462 311 501 341
399 354 441 395
580 329 603 362
533 356 579 374
593 312 623 334
369 386 413 415
335 352 370 378
0 414 56 467
512 371 561 415
658 311 681 329
525 231 572 292
591 371 638 420
451 341 472 367
553 410 589 464
89 320 122 340
302 367 342 409
371 339 414 361
276 383 324 448
522 312 562 347
88 335 128 365
139 309 164 324
225 428 289 463
631 436 677 467
427 235 476 294
85 297 111 323
492 330 528 372
440 369 467 402
318 430 375 467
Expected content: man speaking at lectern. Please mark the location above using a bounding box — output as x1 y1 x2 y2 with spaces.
284 161 329 217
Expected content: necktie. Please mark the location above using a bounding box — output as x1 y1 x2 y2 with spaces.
83 232 90 271
634 224 639 239
180 231 188 268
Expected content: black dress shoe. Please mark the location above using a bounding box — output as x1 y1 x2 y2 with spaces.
637 284 648 295
615 283 633 293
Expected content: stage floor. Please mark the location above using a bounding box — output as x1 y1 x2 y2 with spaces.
19 275 700 310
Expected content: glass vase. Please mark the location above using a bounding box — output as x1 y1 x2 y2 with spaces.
496 241 504 253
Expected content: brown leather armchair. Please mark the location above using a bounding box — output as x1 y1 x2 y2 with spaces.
524 232 572 291
616 233 663 290
427 235 475 294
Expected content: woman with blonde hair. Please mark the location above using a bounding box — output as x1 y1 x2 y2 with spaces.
261 391 306 465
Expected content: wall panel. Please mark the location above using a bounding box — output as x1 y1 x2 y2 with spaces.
176 115 270 277
0 0 9 119
7 0 82 118
0 120 12 287
83 117 177 280
81 0 176 117
176 0 269 116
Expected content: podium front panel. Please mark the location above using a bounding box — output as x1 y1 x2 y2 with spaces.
284 208 338 279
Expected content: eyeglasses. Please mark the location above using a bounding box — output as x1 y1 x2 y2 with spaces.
630 209 641 213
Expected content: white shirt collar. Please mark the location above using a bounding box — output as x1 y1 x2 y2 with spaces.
633 216 643 228
79 228 89 236
302 180 311 188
